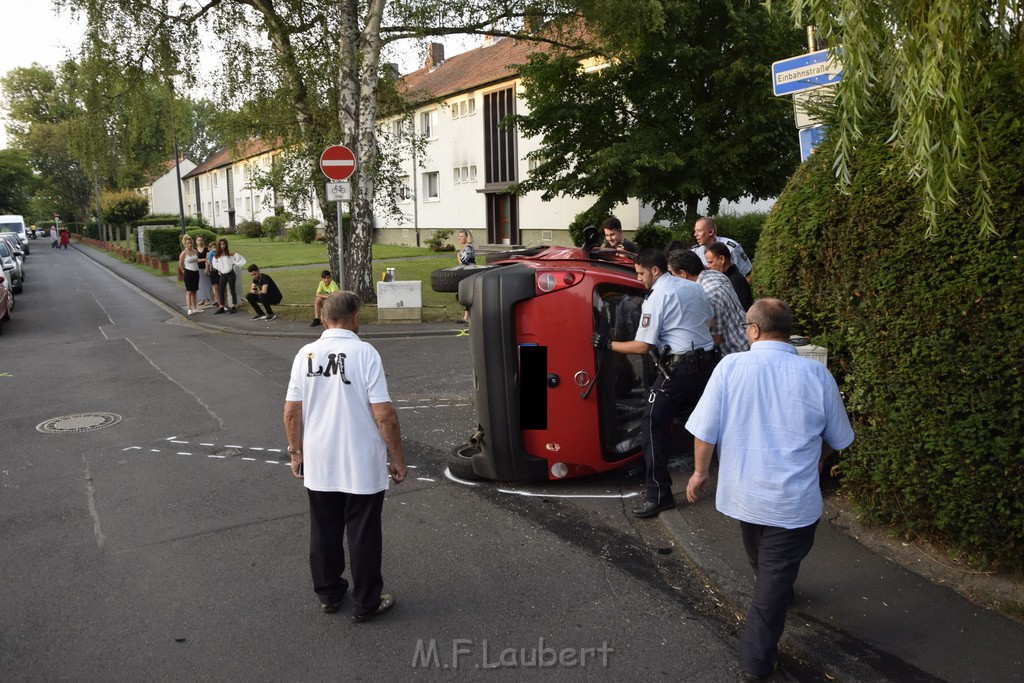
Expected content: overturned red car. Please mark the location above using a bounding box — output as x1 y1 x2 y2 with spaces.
433 229 654 482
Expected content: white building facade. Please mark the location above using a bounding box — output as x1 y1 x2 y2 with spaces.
137 158 197 215
376 40 650 248
181 141 322 230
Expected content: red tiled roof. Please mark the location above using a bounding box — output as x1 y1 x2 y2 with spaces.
182 139 278 179
142 156 194 185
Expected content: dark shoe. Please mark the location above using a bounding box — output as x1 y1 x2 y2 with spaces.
632 498 677 518
251 314 266 320
265 314 277 321
310 318 321 327
321 601 343 614
352 593 395 623
214 308 225 315
229 307 237 314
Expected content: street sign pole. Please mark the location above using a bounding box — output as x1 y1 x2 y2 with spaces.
320 145 357 290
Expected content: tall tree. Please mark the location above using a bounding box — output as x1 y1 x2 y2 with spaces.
60 0 584 300
788 0 1024 236
512 0 804 233
0 149 35 215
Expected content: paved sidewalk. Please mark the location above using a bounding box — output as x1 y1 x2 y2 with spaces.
76 241 1024 681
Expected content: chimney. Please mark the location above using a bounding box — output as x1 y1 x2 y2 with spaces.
425 43 445 69
384 62 401 81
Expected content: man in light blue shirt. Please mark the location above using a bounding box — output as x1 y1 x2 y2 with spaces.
685 298 854 682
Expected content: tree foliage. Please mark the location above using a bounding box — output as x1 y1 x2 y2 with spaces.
511 0 803 234
788 0 1024 236
0 149 35 215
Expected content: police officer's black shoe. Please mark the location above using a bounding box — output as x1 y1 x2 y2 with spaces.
632 498 677 518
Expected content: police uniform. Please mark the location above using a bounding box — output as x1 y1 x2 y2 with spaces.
635 274 717 509
692 236 752 277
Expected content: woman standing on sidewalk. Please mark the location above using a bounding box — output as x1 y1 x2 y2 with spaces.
195 235 213 306
212 238 246 314
178 234 201 315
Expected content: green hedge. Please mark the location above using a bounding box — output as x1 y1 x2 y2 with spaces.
714 212 768 262
144 227 184 260
754 79 1024 568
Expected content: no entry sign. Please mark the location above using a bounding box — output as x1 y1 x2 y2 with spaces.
319 145 356 181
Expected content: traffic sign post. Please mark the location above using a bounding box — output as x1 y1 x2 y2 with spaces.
771 49 842 97
320 146 358 289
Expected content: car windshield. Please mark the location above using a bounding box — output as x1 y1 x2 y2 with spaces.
0 223 21 233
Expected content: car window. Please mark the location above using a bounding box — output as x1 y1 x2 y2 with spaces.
0 223 20 234
593 284 650 461
0 242 11 257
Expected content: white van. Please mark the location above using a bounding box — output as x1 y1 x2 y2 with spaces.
0 215 29 255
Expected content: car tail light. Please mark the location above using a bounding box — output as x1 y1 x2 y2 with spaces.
535 270 583 294
550 462 568 479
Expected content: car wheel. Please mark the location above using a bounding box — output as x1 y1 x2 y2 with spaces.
430 266 485 293
447 443 483 480
13 282 22 294
7 291 13 311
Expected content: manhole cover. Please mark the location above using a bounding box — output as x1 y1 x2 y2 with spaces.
36 412 123 433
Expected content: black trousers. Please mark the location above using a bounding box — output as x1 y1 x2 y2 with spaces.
307 489 385 617
246 292 281 316
218 270 237 308
640 354 716 504
738 520 818 676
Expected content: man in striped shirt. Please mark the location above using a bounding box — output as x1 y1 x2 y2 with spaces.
668 250 750 355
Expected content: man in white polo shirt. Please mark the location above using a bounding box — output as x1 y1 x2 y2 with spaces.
284 291 407 623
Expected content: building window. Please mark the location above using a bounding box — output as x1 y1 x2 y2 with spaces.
391 119 404 141
213 172 219 188
245 196 252 213
452 98 477 119
397 176 411 201
484 87 518 184
420 111 436 139
453 168 462 184
469 165 478 182
423 171 439 199
215 200 220 214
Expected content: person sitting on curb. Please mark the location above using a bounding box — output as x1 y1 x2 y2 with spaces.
310 269 340 327
246 264 283 321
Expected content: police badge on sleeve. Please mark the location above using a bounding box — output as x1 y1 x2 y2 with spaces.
641 314 651 328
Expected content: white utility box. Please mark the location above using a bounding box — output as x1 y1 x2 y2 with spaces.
376 280 422 323
795 343 828 367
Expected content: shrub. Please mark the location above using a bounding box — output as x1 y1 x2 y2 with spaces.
144 227 185 259
714 211 768 261
634 223 675 252
289 219 319 243
186 228 217 245
754 69 1024 568
425 228 453 251
238 219 263 238
262 214 289 240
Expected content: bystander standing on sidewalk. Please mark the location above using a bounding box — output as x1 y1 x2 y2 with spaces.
212 238 245 314
178 234 201 315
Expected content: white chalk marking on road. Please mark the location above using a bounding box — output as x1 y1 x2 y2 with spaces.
177 452 192 456
249 447 264 451
398 406 416 410
265 460 281 464
496 488 640 499
242 457 256 461
165 436 178 441
226 444 243 448
444 468 481 486
407 465 418 469
170 440 189 444
149 449 161 452
417 477 436 482
267 448 282 453
200 443 215 446
208 455 226 459
122 446 141 451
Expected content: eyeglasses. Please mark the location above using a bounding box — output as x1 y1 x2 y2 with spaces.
741 322 757 330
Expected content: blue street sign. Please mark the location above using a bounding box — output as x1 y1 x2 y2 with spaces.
799 126 827 161
772 49 843 96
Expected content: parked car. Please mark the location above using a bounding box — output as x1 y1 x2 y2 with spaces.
0 239 23 294
0 214 30 255
433 228 651 482
0 234 25 283
0 274 11 335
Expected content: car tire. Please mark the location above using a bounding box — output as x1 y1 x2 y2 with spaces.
430 266 485 293
13 282 22 294
484 248 544 264
447 443 483 480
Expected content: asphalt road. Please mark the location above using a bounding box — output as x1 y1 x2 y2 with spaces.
2 246 752 681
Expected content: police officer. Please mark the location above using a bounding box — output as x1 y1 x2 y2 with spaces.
691 216 752 280
592 249 718 517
